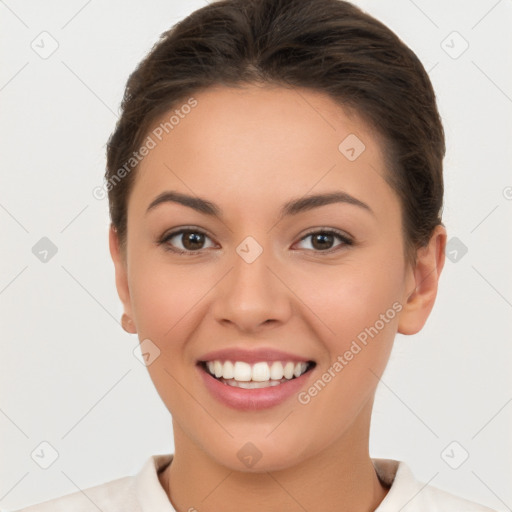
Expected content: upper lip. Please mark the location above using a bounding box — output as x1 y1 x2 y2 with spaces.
197 347 315 364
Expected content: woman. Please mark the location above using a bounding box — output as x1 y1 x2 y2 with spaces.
14 0 498 510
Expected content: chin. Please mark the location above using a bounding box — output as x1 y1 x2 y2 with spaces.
201 435 315 474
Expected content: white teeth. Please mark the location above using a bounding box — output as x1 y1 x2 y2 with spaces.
203 359 311 383
222 360 234 379
269 361 284 380
221 378 284 389
251 362 270 382
233 361 252 381
214 360 223 378
283 362 295 379
294 362 308 378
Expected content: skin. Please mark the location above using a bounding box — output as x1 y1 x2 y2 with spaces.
109 84 446 512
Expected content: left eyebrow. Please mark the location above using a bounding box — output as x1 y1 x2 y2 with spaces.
279 191 374 220
145 190 374 219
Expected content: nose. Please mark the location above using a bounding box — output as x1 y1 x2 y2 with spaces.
211 242 293 333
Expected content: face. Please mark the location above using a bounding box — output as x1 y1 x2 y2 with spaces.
110 84 444 472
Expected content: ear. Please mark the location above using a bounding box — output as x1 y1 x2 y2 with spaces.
397 224 447 335
109 224 137 334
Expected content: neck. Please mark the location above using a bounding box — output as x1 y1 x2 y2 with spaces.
160 402 389 512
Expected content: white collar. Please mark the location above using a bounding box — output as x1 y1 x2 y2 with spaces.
132 453 493 512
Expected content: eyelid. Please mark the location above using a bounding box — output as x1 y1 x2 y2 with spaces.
298 226 352 241
158 226 217 255
293 227 353 252
160 226 213 240
158 226 353 255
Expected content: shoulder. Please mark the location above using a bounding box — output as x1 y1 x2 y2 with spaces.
10 454 174 512
10 475 138 512
373 458 498 512
418 484 498 511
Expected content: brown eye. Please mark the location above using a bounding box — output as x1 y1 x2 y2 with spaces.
311 232 335 250
159 228 215 254
296 229 353 253
181 231 205 250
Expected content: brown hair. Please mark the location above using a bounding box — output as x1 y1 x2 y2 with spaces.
105 0 445 265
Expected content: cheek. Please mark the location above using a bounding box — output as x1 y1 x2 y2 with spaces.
291 261 403 438
291 253 404 350
128 252 215 347
127 255 212 408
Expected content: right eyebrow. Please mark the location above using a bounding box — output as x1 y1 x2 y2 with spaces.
146 191 221 217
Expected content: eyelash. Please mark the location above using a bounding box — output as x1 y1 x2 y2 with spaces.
157 227 354 256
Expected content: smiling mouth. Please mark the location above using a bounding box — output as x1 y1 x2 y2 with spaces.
198 360 316 389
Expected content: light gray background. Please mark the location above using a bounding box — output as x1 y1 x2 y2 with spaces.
1 1 511 510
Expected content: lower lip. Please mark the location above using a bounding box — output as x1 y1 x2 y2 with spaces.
197 364 314 411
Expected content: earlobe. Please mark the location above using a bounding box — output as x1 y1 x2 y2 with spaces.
121 313 137 334
109 225 137 334
397 225 447 335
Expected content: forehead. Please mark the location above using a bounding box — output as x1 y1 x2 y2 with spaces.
130 84 394 217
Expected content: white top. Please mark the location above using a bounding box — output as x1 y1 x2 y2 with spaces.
12 454 497 511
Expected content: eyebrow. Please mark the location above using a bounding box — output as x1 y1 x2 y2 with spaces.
145 190 374 219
